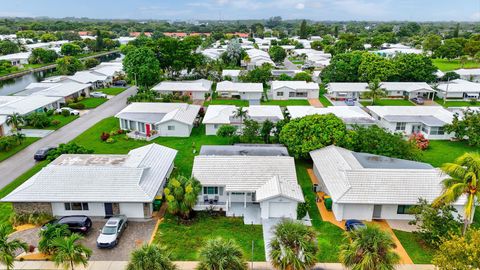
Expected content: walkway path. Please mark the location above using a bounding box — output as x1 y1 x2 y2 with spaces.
0 86 137 189
308 98 324 108
283 58 300 70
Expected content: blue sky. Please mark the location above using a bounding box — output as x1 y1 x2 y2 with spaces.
0 0 479 21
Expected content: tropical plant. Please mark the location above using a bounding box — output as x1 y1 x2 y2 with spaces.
197 238 247 270
269 219 318 270
234 107 248 124
260 119 274 144
6 113 24 131
25 112 51 128
433 152 480 234
51 234 92 270
164 176 201 220
38 224 71 255
0 224 28 270
432 228 480 270
363 79 386 105
340 225 400 270
408 132 429 150
127 244 177 270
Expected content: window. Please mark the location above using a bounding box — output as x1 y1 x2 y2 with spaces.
203 187 218 195
289 92 295 97
395 122 406 131
213 124 220 129
64 202 89 211
421 125 428 133
129 120 135 130
397 205 413 214
231 192 245 195
167 125 175 131
429 126 445 135
139 123 145 133
277 92 284 96
296 92 308 97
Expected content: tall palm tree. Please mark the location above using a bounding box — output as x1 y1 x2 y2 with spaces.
269 219 318 270
197 238 247 270
5 113 24 131
51 234 91 270
434 152 480 234
363 80 387 105
127 244 176 270
234 107 248 124
340 225 400 270
38 224 71 255
0 224 28 270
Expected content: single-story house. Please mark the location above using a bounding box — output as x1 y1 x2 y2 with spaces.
287 106 376 127
244 49 275 69
152 79 213 100
216 81 263 104
310 145 465 221
326 82 369 100
44 71 109 89
366 106 455 140
0 52 30 66
270 81 319 100
192 145 304 223
90 62 124 81
203 105 284 135
115 103 200 140
16 82 92 104
2 144 177 219
221 69 242 82
202 48 226 60
270 70 301 78
380 82 436 100
453 68 480 83
436 79 480 100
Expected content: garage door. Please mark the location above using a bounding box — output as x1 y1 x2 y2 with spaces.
269 202 292 218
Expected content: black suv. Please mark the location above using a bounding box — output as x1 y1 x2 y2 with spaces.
42 215 93 234
34 147 56 161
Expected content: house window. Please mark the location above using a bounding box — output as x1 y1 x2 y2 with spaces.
213 124 220 129
129 120 135 130
167 125 175 131
203 187 218 195
231 192 245 195
397 205 413 214
139 123 146 133
395 122 406 131
277 92 284 96
64 202 89 211
429 126 445 135
421 125 428 133
289 92 295 97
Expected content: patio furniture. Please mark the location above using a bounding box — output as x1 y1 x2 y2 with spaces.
213 196 219 203
203 196 209 203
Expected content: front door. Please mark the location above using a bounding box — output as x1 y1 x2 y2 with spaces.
373 205 382 219
104 203 113 217
411 125 421 134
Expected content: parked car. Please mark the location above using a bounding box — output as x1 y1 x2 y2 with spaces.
55 107 80 116
42 215 92 234
345 98 355 106
411 97 425 105
34 146 56 161
345 219 366 231
90 92 107 98
96 215 128 248
113 80 127 87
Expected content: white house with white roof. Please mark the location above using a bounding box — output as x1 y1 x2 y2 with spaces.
2 144 177 219
287 106 376 127
453 68 480 83
17 82 92 104
436 79 480 100
380 82 436 99
326 82 369 100
245 49 275 69
216 81 263 104
202 48 225 60
270 81 319 100
203 105 284 135
366 106 455 140
221 69 242 82
152 79 212 100
0 52 30 66
44 71 109 89
115 103 200 139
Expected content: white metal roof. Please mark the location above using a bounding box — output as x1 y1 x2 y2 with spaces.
222 69 242 77
0 52 30 61
454 68 480 76
436 79 480 93
327 82 369 93
20 82 91 98
216 81 263 93
380 82 435 93
203 105 284 124
366 106 454 125
246 105 284 121
271 80 319 91
287 106 375 124
203 105 237 124
115 102 200 125
152 79 212 92
68 71 108 84
0 95 61 115
256 176 304 202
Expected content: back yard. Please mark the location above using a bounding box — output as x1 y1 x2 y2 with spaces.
420 140 480 168
432 58 480 72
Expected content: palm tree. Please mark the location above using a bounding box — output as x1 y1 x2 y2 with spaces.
340 225 400 270
363 80 387 105
164 176 201 220
51 234 91 270
127 244 176 270
197 238 247 270
38 224 71 255
12 132 25 145
433 152 480 234
269 219 318 270
5 113 24 131
234 107 248 124
0 224 28 270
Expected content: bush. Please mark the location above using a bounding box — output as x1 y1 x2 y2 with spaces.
9 212 53 227
409 132 429 150
297 199 311 220
116 129 124 135
100 132 110 141
469 98 477 105
61 109 70 117
47 143 94 161
0 135 19 152
68 103 85 110
106 137 115 144
51 119 61 126
46 109 54 116
25 112 51 128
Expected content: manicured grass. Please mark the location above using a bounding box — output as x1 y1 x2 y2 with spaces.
78 98 108 109
204 99 249 107
319 94 332 107
434 99 480 108
261 100 310 106
432 58 480 72
155 213 265 261
0 137 39 162
99 87 127 96
360 99 415 106
288 57 304 65
420 140 480 168
393 230 434 264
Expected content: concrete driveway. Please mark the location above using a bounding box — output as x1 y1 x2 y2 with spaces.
0 86 137 189
20 129 54 138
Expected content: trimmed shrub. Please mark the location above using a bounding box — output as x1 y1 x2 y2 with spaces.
51 119 61 126
100 132 110 141
68 103 85 110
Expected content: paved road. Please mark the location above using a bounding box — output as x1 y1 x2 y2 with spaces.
283 58 300 70
0 86 137 189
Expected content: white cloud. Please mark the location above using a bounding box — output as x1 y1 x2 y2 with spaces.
295 3 305 9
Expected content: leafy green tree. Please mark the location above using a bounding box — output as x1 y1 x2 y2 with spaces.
0 224 28 270
445 109 480 146
56 56 84 75
223 38 243 66
260 120 274 144
358 53 395 82
464 39 480 57
6 113 24 131
320 51 363 82
216 125 237 138
51 234 91 270
269 219 318 270
60 43 82 56
435 39 463 59
40 33 58 42
0 40 20 55
440 71 460 81
234 107 248 123
95 29 104 51
277 74 292 81
340 225 400 270
240 119 260 143
0 60 18 74
268 45 286 63
299 20 308 39
123 47 160 87
25 112 50 128
38 224 71 255
29 48 58 64
310 40 323 51
434 152 480 234
293 72 312 82
392 54 437 82
239 63 272 86
83 58 100 69
432 229 480 270
363 80 387 105
422 34 442 52
127 244 177 270
164 176 201 220
197 238 247 270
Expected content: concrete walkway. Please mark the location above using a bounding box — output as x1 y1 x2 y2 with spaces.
0 86 137 189
20 129 54 138
308 98 324 108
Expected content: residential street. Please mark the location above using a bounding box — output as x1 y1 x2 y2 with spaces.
0 86 137 189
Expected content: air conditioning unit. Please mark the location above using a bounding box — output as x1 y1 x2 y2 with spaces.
312 184 321 193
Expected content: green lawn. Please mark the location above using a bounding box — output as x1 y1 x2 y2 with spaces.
204 99 249 107
420 140 480 168
0 137 39 163
22 115 78 130
360 99 415 106
155 213 265 261
78 98 108 109
288 57 304 65
319 95 332 107
434 99 480 108
432 58 480 72
393 230 434 264
99 87 127 96
261 100 310 106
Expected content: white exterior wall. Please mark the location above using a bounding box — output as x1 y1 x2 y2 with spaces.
0 123 12 136
157 121 192 137
205 123 223 135
341 204 375 221
272 86 316 100
217 91 262 101
119 203 145 219
386 90 405 98
260 197 297 219
52 202 105 217
192 91 208 100
437 91 471 99
328 91 362 100
332 203 344 221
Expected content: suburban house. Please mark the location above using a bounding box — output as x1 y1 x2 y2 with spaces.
44 71 108 89
216 81 263 104
115 103 200 140
271 70 301 78
0 52 30 66
270 81 319 100
326 82 369 100
90 62 124 81
203 105 284 135
244 49 275 69
310 145 465 221
287 106 376 127
16 82 92 104
436 79 480 100
366 106 454 140
202 48 226 60
192 145 304 224
453 68 480 83
221 69 242 82
2 144 177 219
380 82 436 99
152 79 213 100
